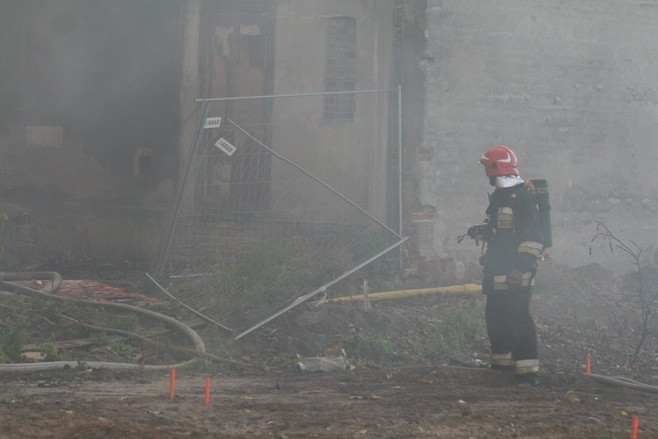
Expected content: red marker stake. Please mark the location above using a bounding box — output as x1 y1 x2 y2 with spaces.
586 352 591 375
204 376 211 406
169 368 176 400
631 415 639 439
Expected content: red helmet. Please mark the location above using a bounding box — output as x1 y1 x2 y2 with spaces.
480 145 519 177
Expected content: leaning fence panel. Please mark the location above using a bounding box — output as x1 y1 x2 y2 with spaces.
149 88 404 338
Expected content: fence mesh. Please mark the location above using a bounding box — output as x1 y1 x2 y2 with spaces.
149 89 404 338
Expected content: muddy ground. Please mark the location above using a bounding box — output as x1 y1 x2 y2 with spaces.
1 260 658 438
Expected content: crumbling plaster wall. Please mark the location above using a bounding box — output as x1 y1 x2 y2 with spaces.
271 0 395 225
419 0 658 276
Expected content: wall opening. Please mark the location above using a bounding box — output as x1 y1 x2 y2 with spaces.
324 16 357 121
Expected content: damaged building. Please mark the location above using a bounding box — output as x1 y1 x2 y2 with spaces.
1 0 658 281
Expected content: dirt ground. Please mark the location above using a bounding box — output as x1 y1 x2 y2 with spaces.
1 260 658 438
1 364 657 438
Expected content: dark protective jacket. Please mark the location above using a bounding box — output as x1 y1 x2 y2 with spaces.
481 182 544 293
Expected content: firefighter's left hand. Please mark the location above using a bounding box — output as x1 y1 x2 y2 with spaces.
506 269 523 288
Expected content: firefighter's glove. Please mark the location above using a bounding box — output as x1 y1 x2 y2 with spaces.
506 269 524 288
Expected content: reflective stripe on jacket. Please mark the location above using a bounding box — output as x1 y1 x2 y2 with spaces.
493 272 535 290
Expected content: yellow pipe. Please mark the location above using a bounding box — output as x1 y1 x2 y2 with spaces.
327 283 482 303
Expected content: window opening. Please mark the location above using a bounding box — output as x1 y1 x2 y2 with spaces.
324 16 356 121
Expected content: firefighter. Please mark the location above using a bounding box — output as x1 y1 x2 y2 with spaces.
478 145 544 386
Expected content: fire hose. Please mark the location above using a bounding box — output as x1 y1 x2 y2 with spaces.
586 373 658 394
0 271 213 374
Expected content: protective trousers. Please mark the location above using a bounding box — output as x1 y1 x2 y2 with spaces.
485 287 538 374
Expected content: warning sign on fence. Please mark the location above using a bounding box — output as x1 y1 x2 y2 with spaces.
204 117 222 129
215 137 237 156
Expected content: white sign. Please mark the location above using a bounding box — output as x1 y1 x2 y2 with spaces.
204 117 222 129
215 137 237 156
